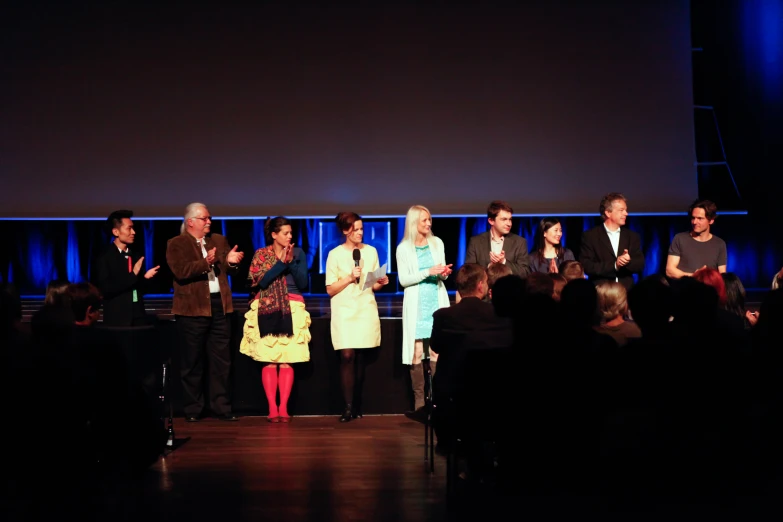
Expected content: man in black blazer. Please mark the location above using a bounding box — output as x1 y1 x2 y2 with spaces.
428 263 513 447
579 193 645 290
464 200 531 276
95 210 160 326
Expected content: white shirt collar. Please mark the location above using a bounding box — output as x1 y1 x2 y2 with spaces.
603 223 621 236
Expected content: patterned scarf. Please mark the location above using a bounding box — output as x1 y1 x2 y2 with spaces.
247 245 293 337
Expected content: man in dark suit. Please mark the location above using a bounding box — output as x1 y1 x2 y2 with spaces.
95 210 160 326
166 202 244 422
579 192 645 290
464 200 531 277
428 263 513 446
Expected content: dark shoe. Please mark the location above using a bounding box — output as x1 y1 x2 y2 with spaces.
404 406 428 424
267 416 280 423
339 403 353 423
352 401 363 419
218 413 239 421
279 416 291 423
185 415 199 423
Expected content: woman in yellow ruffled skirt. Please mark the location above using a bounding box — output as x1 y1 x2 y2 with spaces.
240 217 311 422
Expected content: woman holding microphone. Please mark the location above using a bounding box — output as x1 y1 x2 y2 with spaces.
325 212 389 422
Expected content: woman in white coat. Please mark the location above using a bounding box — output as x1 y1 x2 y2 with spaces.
396 205 452 413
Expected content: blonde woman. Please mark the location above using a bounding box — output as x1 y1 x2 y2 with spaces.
396 205 452 414
595 281 641 347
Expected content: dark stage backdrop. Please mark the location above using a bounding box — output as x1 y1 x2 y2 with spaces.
98 317 411 417
1 215 777 294
1 1 696 217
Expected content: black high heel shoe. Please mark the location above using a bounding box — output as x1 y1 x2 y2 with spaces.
352 399 363 419
339 403 353 423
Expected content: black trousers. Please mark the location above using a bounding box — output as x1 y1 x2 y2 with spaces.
175 294 232 417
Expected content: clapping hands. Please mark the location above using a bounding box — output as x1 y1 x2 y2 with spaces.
133 256 160 279
489 250 506 264
429 264 453 277
227 245 244 265
206 247 217 265
276 244 294 264
616 249 631 268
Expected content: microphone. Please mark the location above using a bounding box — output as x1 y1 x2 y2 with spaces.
352 248 361 284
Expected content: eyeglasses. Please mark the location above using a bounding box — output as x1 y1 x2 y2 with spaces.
193 216 213 222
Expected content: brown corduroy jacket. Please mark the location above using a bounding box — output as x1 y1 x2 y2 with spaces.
166 232 239 317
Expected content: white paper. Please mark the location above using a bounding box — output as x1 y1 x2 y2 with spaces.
363 263 387 291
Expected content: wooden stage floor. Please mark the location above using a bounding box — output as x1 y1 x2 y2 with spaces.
9 416 783 521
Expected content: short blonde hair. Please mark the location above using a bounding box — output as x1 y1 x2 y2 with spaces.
596 281 628 321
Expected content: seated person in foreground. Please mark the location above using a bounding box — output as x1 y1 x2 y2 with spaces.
594 281 641 347
457 262 512 304
430 263 513 447
772 267 783 290
559 260 585 282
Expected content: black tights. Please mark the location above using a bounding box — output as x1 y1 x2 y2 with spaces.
340 349 366 405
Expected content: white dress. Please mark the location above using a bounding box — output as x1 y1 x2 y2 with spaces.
325 244 382 350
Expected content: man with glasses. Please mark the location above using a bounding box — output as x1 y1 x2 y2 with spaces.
166 202 244 422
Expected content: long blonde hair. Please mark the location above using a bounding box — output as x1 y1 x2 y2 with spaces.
399 205 433 247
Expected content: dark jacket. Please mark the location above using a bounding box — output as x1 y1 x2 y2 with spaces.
579 224 645 290
430 296 513 402
464 231 531 276
95 243 147 326
166 232 238 317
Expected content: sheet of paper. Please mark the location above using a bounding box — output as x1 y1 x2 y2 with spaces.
363 263 387 291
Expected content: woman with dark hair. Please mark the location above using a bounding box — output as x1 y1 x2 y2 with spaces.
721 272 758 328
325 212 389 422
529 217 575 274
240 217 311 423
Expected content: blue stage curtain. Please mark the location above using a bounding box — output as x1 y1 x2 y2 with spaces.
1 214 777 294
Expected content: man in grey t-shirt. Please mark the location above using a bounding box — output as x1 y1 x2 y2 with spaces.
665 199 727 278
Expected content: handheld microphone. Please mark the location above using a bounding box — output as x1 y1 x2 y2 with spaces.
352 248 361 284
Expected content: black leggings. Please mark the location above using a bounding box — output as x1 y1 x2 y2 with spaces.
340 349 366 405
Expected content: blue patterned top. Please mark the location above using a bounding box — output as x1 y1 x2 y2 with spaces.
415 245 439 339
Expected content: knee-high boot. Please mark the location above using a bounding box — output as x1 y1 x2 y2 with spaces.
410 363 425 411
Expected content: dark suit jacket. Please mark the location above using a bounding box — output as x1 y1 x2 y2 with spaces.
166 232 238 317
94 243 147 327
464 231 531 276
430 296 513 402
579 224 645 290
